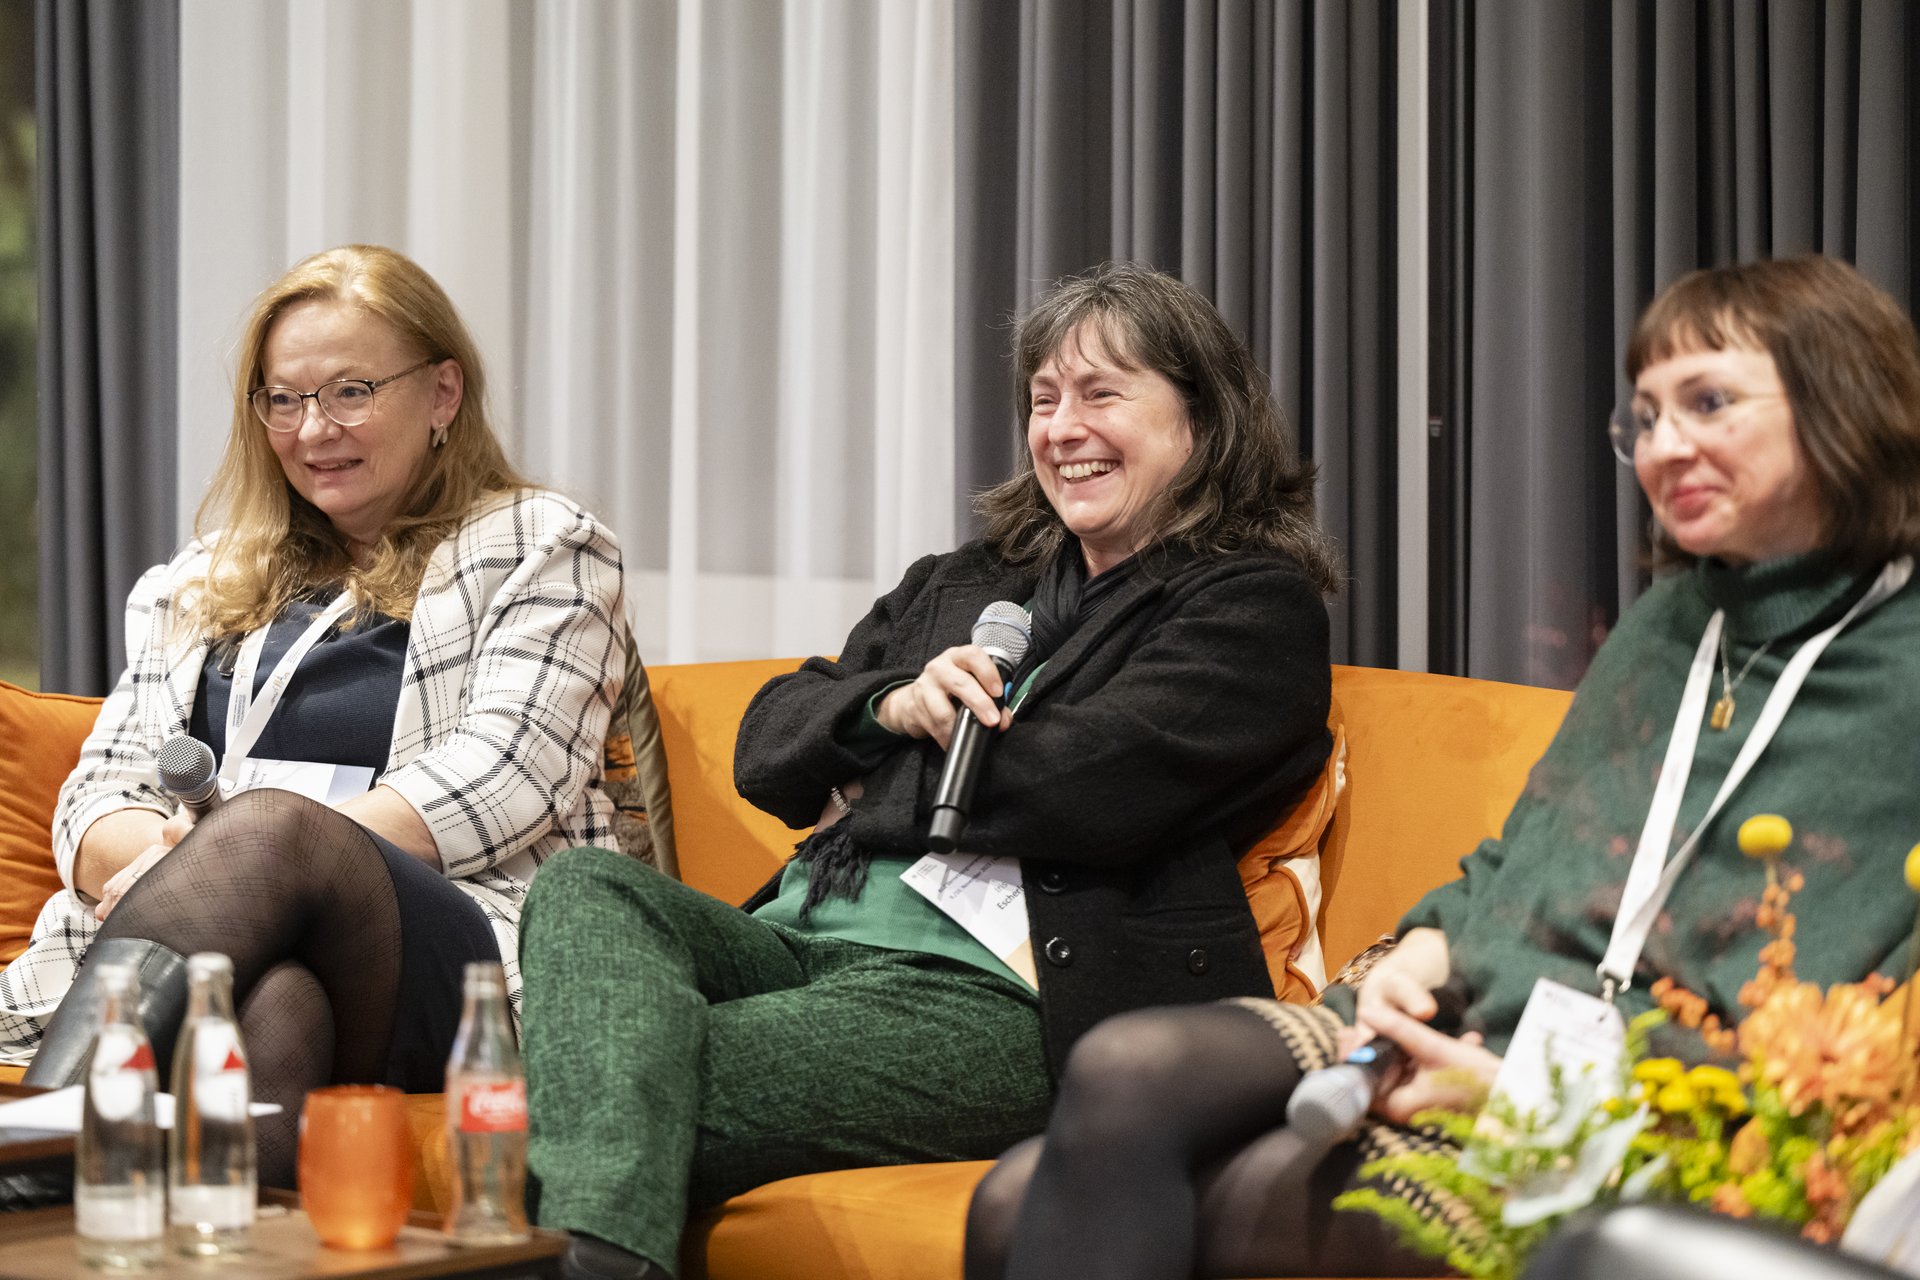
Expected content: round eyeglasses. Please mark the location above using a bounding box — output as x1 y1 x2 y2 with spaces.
1606 387 1784 466
249 357 436 432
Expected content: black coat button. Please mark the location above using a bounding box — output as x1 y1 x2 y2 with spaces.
1044 937 1074 967
1187 948 1211 975
1037 869 1067 894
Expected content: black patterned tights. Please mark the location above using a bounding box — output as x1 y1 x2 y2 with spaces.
97 788 406 1187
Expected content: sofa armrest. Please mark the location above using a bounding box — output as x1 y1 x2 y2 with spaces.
0 682 104 969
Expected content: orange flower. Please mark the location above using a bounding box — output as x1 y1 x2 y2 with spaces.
1800 1151 1853 1245
1711 1183 1754 1218
1740 978 1910 1122
1727 1117 1770 1176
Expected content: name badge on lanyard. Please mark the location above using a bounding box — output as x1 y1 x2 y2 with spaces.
1596 556 1910 1001
217 592 376 805
1482 558 1911 1145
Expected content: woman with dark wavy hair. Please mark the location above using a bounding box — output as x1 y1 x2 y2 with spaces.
520 261 1342 1280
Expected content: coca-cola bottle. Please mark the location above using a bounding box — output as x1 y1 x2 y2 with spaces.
168 952 255 1255
75 962 166 1269
444 961 530 1245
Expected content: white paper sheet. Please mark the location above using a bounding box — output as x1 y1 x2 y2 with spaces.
901 852 1037 989
0 1085 282 1133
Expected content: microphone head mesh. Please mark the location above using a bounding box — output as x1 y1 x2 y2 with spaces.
972 601 1033 667
156 736 217 794
1284 1064 1372 1150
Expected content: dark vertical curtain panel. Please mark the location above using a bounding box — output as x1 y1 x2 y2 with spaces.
956 0 1398 665
36 0 180 695
1456 0 1918 689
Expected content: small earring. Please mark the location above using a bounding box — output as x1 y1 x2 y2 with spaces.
431 421 450 449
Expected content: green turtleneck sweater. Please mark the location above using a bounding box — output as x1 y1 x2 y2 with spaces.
1400 552 1920 1056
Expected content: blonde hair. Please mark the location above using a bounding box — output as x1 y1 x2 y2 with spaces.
192 245 530 638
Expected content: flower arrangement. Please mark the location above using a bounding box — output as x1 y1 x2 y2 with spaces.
1335 816 1920 1280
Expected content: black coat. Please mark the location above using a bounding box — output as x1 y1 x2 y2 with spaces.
733 539 1332 1073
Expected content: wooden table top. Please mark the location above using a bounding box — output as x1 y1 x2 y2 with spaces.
0 1195 565 1280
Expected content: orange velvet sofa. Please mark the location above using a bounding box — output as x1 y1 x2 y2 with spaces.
649 660 1571 1280
0 661 1572 1278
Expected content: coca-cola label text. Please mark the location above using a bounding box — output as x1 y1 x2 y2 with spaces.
457 1080 527 1134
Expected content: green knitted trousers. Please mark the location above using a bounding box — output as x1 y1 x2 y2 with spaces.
519 846 1054 1274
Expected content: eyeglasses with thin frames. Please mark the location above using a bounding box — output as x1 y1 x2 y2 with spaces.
250 357 437 432
1606 386 1785 466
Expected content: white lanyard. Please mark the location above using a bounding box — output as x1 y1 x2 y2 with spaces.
218 592 358 788
1597 557 1911 999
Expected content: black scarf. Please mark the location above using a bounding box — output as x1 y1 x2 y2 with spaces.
791 543 1142 918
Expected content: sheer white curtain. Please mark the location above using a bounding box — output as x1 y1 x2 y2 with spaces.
176 0 957 663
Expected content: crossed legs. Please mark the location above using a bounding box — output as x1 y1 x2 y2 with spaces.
967 1002 1444 1280
94 789 409 1185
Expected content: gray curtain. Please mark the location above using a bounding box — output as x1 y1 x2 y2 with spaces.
36 0 180 695
956 0 1398 665
1458 0 1919 689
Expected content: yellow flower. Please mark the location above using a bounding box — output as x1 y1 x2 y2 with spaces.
1685 1065 1747 1114
1634 1058 1685 1086
1738 814 1793 859
1685 1064 1738 1092
1655 1080 1697 1114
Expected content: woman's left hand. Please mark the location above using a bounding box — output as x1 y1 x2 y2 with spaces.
94 809 194 922
1348 1003 1503 1126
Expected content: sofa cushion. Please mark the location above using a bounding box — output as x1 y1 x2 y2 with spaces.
0 682 101 968
1236 721 1346 1002
679 1161 1367 1280
1317 666 1571 970
603 630 678 876
682 1160 991 1280
649 659 808 906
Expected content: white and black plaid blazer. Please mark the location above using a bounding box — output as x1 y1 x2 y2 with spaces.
0 488 624 1058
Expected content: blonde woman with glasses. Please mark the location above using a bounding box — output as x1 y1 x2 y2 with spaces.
3 245 626 1187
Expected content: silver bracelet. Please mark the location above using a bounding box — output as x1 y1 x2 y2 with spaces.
829 785 852 816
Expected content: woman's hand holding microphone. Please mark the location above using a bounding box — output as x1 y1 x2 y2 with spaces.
1339 927 1502 1124
875 645 1013 749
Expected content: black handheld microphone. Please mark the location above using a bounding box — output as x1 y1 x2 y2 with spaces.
1285 978 1471 1149
926 602 1033 854
155 736 222 821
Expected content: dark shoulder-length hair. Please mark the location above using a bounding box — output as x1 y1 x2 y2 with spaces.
976 261 1342 596
1625 254 1920 569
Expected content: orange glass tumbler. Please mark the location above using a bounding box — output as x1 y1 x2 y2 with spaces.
298 1085 415 1249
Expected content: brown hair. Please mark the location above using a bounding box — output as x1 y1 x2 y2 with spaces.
192 244 531 637
1625 255 1920 569
976 261 1341 595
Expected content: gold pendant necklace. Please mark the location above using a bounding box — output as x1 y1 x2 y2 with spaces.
1711 631 1772 731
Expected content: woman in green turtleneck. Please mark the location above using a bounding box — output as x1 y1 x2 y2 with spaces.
967 255 1920 1280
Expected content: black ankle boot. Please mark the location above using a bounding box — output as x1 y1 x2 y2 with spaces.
21 938 189 1088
